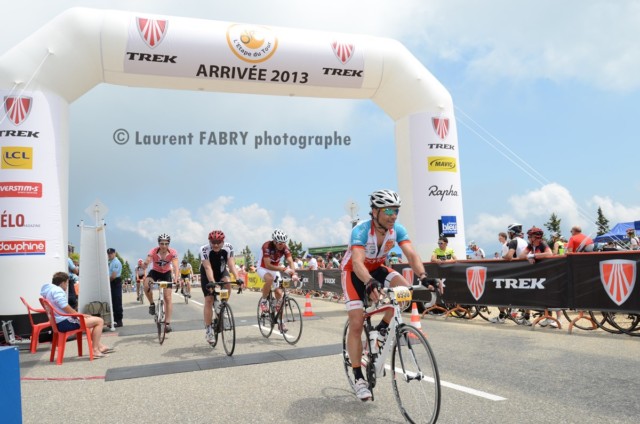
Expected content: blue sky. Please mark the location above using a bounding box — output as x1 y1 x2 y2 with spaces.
3 0 639 264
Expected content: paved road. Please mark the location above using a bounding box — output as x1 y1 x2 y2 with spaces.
18 289 640 423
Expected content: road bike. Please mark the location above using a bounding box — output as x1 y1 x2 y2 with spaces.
206 281 236 356
181 278 191 304
256 276 303 345
136 279 144 304
153 281 171 345
342 285 441 423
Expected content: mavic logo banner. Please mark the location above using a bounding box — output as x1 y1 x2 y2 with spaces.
600 259 636 306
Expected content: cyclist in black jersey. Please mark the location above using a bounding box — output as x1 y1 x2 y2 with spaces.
199 230 243 344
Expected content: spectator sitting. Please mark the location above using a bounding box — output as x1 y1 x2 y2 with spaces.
431 236 457 264
566 226 595 252
40 271 113 357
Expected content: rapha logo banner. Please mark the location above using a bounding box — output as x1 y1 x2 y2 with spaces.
599 259 636 306
466 266 487 301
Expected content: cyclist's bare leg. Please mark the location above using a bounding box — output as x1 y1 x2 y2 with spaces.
164 287 173 323
204 292 214 327
261 273 274 299
144 277 154 304
186 278 192 295
347 308 365 375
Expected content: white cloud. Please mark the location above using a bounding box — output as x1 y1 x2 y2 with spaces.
589 195 640 224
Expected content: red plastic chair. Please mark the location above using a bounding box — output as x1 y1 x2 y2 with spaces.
19 297 52 353
39 298 94 365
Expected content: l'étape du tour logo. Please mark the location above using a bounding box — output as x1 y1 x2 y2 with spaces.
226 24 278 63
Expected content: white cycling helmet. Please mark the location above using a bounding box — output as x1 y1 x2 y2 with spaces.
369 189 402 208
157 233 171 242
507 223 522 235
272 229 289 243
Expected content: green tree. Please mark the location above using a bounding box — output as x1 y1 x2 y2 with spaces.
595 206 610 236
544 213 562 245
287 239 303 264
182 249 200 271
241 246 255 269
115 253 131 280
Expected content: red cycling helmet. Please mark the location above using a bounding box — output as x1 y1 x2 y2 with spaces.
527 226 544 238
208 230 225 242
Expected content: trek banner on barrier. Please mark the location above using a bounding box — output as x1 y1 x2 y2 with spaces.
570 252 640 313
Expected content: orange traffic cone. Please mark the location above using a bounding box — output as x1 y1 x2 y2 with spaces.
409 302 426 338
303 293 315 317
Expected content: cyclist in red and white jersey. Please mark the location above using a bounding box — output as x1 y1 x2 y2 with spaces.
342 189 435 401
257 229 300 315
142 233 180 333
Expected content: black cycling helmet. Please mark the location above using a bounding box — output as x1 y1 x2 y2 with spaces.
507 223 522 235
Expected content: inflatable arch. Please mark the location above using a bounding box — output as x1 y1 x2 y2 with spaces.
0 8 465 323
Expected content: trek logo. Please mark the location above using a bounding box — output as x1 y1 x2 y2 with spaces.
4 96 32 126
432 117 449 140
137 17 168 48
493 278 547 289
1 147 33 170
0 240 46 256
466 266 487 301
441 215 457 235
600 259 636 306
331 40 355 64
0 182 42 198
428 143 455 150
226 24 278 63
427 156 457 172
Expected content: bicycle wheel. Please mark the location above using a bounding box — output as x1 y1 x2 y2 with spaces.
257 297 274 338
281 297 303 345
476 306 492 322
342 320 376 396
157 300 166 345
562 310 597 331
392 324 441 424
184 288 189 304
607 312 640 335
219 303 236 355
589 311 623 334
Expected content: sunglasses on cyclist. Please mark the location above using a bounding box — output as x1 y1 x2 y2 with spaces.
159 242 169 246
210 240 223 245
382 207 400 216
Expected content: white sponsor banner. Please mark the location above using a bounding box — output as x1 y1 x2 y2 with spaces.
0 90 62 254
408 112 465 256
124 15 365 89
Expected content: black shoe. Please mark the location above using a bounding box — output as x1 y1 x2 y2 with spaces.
175 287 179 293
114 321 123 328
165 324 172 333
149 304 155 315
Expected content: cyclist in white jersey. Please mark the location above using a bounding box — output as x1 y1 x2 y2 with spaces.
341 189 437 401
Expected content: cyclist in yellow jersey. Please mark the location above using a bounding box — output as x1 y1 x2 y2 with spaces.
177 259 193 297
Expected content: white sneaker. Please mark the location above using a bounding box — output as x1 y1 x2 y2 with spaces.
206 330 215 343
489 316 505 324
550 320 560 329
539 318 550 327
354 378 372 401
516 317 532 326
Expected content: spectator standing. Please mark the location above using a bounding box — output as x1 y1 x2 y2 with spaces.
566 226 595 252
468 241 485 260
67 248 79 310
107 248 123 327
550 232 565 255
498 232 508 259
492 224 527 324
306 253 318 270
627 228 639 250
388 252 400 265
431 236 457 264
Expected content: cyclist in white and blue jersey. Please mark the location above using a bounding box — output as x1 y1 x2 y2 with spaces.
341 189 436 401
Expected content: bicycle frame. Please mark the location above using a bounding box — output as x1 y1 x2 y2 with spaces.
364 287 412 377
